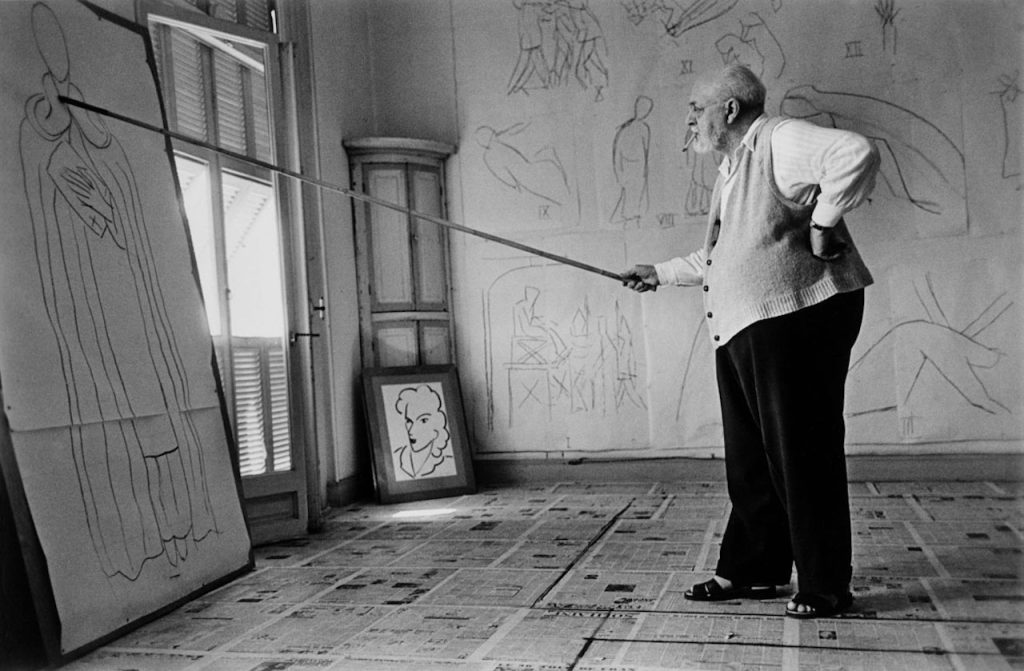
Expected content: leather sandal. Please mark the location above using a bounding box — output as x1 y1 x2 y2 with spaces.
684 578 778 602
785 591 854 619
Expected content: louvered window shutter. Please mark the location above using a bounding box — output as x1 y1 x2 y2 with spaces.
267 342 291 471
153 26 209 143
213 51 247 155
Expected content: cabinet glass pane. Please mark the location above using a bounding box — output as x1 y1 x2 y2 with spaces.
374 323 418 367
411 169 447 309
367 167 413 309
419 322 451 365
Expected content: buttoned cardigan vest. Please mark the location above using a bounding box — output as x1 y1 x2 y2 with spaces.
701 116 874 348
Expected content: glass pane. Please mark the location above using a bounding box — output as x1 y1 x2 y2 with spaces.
222 171 284 336
222 170 290 475
166 28 209 142
232 342 267 476
213 51 247 155
419 322 451 365
268 342 291 471
208 0 240 22
366 167 413 308
173 155 221 335
374 323 419 367
240 43 274 162
150 18 272 161
411 168 447 309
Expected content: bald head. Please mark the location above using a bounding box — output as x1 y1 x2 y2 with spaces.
686 64 768 156
704 65 766 118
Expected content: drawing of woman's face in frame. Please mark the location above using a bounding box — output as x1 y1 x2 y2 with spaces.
396 385 449 453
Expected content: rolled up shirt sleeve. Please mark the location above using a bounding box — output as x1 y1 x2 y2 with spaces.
771 118 881 228
654 248 706 286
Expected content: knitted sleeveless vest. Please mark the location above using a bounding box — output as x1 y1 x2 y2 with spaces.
701 116 873 347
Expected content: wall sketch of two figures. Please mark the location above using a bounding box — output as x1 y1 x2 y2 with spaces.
487 273 646 432
508 0 608 101
18 3 217 581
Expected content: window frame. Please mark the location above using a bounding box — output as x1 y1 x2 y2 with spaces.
140 1 302 478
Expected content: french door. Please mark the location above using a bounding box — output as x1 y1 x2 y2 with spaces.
147 6 310 543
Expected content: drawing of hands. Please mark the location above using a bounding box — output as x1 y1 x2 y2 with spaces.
60 165 125 248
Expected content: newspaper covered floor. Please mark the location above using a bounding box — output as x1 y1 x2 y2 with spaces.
64 480 1024 670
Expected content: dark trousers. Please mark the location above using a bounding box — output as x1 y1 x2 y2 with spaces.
714 289 864 595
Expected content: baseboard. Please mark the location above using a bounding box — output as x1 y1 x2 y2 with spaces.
326 474 370 507
474 453 1024 485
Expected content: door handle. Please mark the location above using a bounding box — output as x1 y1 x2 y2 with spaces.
289 331 320 344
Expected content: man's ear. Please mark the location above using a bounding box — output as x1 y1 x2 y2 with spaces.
724 97 741 124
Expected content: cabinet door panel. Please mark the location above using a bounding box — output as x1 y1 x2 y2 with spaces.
411 169 447 310
367 167 413 310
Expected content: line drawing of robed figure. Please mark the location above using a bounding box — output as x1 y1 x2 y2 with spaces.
18 2 217 581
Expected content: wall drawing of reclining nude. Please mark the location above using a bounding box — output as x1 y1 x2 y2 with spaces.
847 274 1014 440
780 85 967 228
18 3 218 581
475 122 580 225
482 266 646 433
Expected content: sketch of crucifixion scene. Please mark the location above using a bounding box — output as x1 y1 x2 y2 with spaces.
847 271 1017 442
507 0 608 101
483 265 647 437
17 2 219 581
779 85 967 235
381 383 458 481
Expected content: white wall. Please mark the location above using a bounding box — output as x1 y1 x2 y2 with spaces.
312 0 1023 474
306 0 375 490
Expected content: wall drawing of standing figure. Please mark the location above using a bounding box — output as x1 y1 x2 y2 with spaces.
508 0 552 95
18 2 217 581
565 0 608 101
610 95 652 227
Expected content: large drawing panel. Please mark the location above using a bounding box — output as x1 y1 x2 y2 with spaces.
0 1 251 657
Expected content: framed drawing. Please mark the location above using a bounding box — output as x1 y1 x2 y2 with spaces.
362 365 476 504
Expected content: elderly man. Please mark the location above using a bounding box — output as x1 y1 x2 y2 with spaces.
621 65 879 618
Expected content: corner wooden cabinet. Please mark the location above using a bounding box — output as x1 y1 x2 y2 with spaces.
344 138 456 368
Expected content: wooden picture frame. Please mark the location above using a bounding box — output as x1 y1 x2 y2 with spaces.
362 365 476 504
